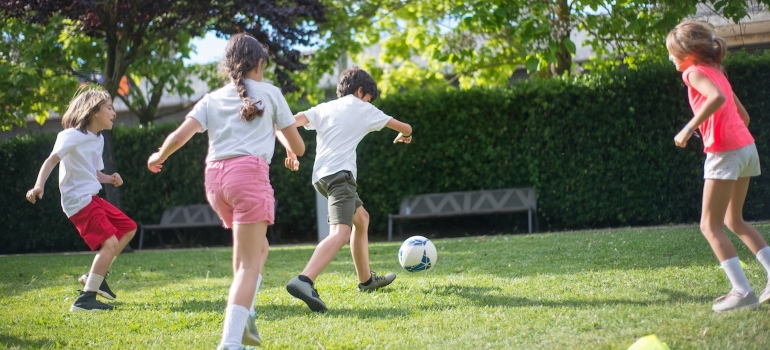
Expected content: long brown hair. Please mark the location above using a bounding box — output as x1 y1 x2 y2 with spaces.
220 33 270 121
666 20 727 68
61 87 111 134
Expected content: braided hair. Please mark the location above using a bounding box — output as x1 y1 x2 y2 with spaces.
220 33 271 121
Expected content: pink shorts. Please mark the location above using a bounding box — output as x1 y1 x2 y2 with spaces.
69 196 137 250
205 155 275 228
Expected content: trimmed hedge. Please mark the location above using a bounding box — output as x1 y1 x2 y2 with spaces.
4 51 770 253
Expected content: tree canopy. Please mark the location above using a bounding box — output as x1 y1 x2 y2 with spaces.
0 0 326 127
296 0 770 98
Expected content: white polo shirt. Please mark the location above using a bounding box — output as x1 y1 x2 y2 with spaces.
51 128 104 217
188 80 295 163
302 95 392 183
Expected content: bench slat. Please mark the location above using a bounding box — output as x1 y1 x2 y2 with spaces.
388 188 537 241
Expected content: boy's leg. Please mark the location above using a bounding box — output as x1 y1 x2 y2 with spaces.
221 222 266 349
702 179 759 312
350 206 371 282
78 200 136 299
353 205 396 292
71 236 120 312
300 224 352 280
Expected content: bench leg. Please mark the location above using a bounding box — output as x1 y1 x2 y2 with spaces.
528 209 532 234
388 216 393 242
138 226 145 250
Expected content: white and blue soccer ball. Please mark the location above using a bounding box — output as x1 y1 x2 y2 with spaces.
398 236 437 272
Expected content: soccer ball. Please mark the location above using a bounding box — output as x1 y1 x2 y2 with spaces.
398 236 437 272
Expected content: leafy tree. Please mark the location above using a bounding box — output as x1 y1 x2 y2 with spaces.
299 0 770 96
1 0 326 207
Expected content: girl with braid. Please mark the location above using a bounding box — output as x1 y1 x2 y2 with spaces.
147 33 305 349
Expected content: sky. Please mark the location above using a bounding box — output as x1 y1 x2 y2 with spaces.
187 32 229 65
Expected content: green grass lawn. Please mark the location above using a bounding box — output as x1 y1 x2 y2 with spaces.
2 225 770 349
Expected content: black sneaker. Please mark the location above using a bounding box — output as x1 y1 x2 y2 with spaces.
358 272 396 292
78 274 116 300
70 291 114 312
286 276 328 312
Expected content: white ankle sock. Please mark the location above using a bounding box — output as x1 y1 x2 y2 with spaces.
756 246 770 280
221 305 248 349
721 257 752 294
84 273 104 292
250 274 262 313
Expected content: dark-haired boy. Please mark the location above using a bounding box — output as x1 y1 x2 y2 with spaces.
283 66 412 312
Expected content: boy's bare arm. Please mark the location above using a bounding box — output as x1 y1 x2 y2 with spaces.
277 113 309 171
385 118 412 144
26 154 60 203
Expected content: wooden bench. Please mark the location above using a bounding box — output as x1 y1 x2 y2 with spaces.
387 188 538 241
137 204 223 249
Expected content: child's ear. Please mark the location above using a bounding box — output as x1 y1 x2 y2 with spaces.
354 86 364 99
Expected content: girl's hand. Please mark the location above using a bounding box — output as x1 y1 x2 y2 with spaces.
110 173 123 187
393 133 412 144
674 129 693 148
26 187 43 204
147 152 166 173
285 151 300 171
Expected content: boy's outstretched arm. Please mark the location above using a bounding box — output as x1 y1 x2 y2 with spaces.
26 154 60 203
385 118 412 144
277 113 310 171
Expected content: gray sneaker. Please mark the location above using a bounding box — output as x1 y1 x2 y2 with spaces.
242 311 262 346
712 290 760 312
70 291 114 312
358 272 396 292
78 273 116 300
760 283 770 304
286 276 328 313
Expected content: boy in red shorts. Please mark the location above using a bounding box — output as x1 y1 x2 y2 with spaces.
26 88 136 311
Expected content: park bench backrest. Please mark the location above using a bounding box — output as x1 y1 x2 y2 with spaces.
158 204 222 226
398 188 537 217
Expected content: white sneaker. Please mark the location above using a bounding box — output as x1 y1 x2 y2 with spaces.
759 282 770 304
242 311 262 346
712 290 760 312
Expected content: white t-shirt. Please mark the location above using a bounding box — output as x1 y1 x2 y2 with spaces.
51 129 105 217
188 80 295 163
302 95 393 183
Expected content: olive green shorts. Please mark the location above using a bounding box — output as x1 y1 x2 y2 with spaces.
313 170 363 227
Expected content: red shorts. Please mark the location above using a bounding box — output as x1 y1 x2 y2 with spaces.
69 196 137 250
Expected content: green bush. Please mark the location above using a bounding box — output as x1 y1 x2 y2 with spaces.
4 51 770 253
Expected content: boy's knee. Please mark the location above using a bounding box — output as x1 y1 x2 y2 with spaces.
99 237 120 254
353 207 369 226
123 229 136 240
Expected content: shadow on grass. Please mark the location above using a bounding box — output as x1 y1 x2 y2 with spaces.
428 285 715 309
0 333 58 349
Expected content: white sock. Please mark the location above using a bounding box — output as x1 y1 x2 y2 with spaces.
84 273 104 292
250 274 262 313
220 305 249 349
721 257 752 294
756 246 770 280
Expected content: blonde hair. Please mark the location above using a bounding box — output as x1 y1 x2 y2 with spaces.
666 20 727 68
61 87 111 134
